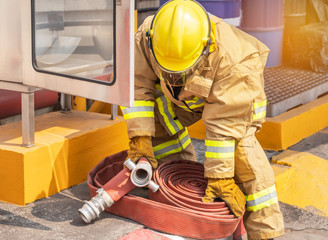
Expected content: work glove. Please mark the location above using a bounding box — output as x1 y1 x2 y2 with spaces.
126 136 158 169
202 178 246 217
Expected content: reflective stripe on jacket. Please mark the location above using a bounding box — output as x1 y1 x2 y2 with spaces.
121 101 154 119
156 95 184 135
153 128 191 160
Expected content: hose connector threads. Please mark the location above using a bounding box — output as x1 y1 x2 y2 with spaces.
78 188 114 223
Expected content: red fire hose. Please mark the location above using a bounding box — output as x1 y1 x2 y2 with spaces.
87 150 245 240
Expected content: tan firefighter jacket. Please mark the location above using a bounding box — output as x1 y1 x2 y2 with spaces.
121 14 270 178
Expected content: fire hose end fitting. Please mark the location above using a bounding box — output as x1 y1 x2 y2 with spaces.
148 180 160 192
124 158 136 171
78 188 114 223
124 158 159 192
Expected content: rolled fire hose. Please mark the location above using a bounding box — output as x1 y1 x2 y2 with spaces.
86 150 245 240
79 157 159 223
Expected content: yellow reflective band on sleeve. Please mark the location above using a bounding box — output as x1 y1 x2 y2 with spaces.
253 100 267 120
246 185 278 212
179 105 192 112
185 97 205 109
178 97 204 112
133 101 155 107
155 84 163 93
120 100 154 120
156 95 184 135
153 129 191 160
154 83 164 97
205 139 235 159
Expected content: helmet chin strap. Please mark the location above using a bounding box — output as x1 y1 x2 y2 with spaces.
203 38 212 56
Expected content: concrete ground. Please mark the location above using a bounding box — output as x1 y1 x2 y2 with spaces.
0 128 327 240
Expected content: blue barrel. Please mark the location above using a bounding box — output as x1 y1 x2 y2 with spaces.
198 0 240 18
240 0 284 31
244 29 284 67
160 0 241 19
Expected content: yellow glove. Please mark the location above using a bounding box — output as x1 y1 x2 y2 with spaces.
202 178 246 217
126 136 158 169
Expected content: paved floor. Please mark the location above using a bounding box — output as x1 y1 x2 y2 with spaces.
0 128 327 240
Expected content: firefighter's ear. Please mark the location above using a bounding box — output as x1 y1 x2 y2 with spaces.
146 28 152 38
146 29 153 48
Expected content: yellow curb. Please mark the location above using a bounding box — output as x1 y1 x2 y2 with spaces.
271 150 328 216
257 95 328 150
0 111 129 205
188 95 328 151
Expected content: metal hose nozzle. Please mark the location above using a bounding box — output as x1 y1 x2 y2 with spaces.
78 188 114 223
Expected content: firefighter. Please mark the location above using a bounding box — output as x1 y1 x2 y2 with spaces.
120 0 284 239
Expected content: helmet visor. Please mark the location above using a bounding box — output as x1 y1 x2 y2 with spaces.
159 55 205 87
161 72 188 87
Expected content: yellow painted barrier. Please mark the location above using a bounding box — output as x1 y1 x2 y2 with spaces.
0 111 129 205
257 95 328 150
88 101 123 115
72 96 86 111
88 101 109 113
272 150 328 216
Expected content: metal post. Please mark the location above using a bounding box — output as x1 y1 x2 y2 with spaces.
111 104 118 120
60 93 72 112
21 92 35 147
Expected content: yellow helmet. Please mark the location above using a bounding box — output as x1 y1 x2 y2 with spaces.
147 0 211 85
